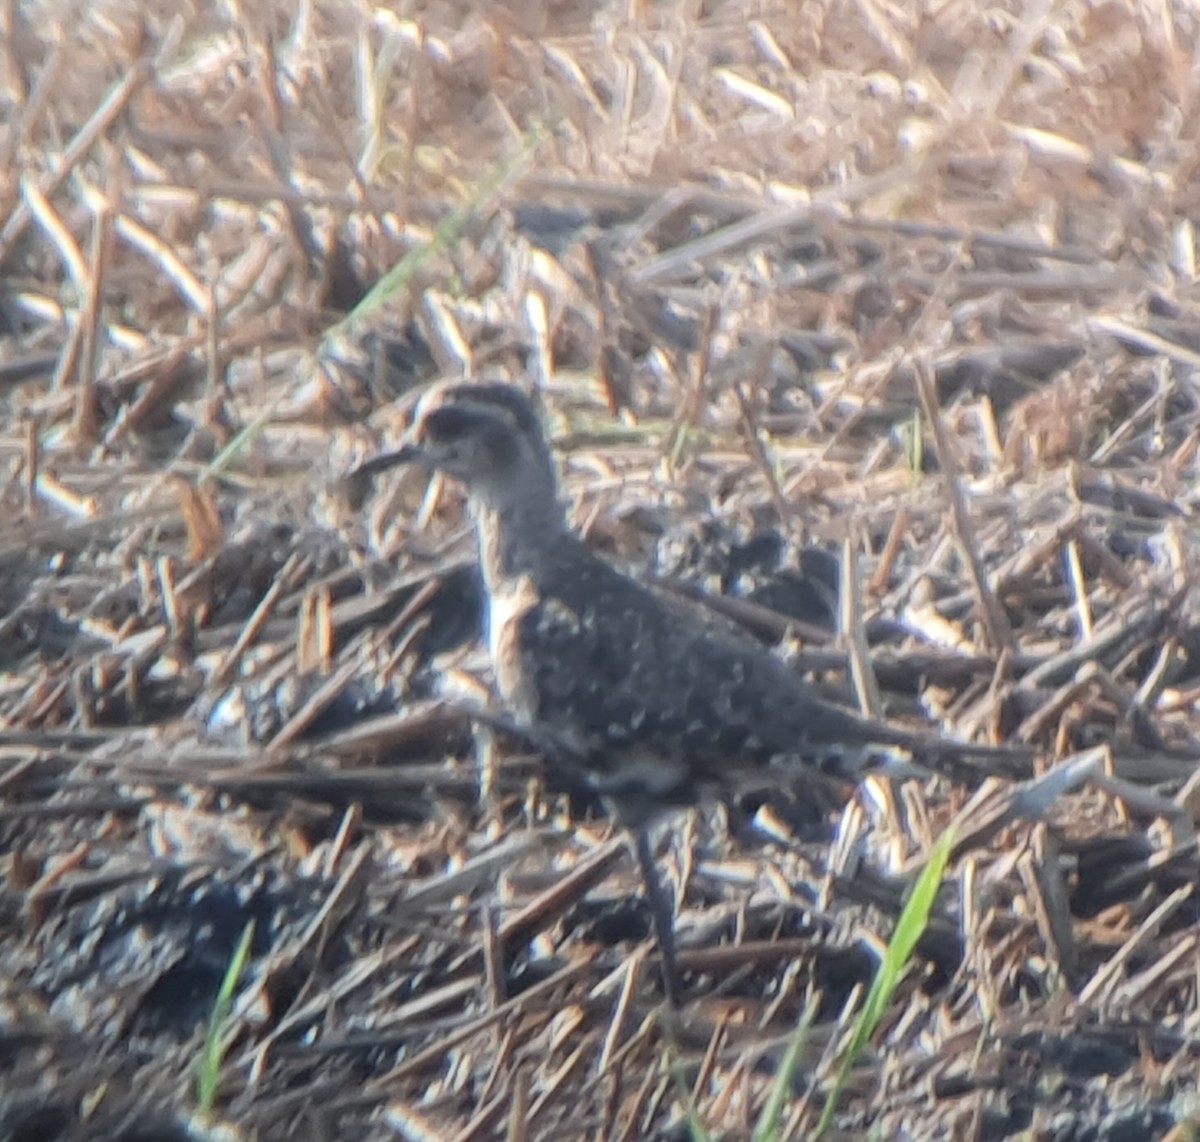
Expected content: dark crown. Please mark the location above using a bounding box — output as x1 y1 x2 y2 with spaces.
432 382 545 440
414 401 512 446
408 384 558 494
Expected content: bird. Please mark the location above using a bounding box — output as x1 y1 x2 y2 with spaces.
356 380 1029 1005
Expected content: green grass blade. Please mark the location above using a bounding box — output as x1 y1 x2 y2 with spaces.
814 825 957 1137
327 125 546 344
668 1046 712 1142
203 130 545 483
906 404 923 474
752 990 820 1142
195 919 256 1119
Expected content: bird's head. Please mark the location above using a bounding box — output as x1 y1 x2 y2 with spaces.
352 383 557 509
408 401 525 487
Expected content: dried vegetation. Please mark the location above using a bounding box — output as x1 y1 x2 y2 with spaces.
2 0 1200 1139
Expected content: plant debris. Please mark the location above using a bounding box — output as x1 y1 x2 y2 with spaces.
2 2 1200 1139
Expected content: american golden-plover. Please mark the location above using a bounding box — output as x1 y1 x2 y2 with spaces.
359 381 1024 1005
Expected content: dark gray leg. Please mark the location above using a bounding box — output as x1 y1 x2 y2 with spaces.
633 825 683 1007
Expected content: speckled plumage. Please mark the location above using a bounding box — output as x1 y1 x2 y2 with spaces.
484 533 869 824
366 381 1024 1004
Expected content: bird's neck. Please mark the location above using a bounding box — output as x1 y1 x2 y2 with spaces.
471 480 570 589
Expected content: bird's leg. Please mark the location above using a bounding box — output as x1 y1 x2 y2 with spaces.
632 824 684 1007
